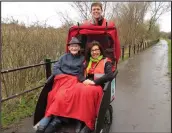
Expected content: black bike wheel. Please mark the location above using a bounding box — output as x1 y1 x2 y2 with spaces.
100 105 113 133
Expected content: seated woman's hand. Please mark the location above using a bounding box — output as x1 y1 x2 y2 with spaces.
83 79 95 85
89 80 95 85
83 79 91 85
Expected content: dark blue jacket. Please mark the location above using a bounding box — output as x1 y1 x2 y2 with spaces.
52 53 85 76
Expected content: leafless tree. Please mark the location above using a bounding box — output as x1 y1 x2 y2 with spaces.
70 2 91 21
112 2 151 45
56 11 74 28
148 2 171 32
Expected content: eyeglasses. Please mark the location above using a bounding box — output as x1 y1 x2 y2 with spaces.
91 49 100 52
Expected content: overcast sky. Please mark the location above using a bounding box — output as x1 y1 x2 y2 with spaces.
2 2 171 32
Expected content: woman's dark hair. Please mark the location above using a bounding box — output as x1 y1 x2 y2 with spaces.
85 40 106 62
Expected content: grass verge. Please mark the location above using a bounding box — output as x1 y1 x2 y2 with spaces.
1 91 40 129
166 39 171 74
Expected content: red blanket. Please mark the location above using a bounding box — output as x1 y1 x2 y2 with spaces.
45 74 103 130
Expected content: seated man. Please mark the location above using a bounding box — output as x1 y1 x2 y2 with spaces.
36 37 84 133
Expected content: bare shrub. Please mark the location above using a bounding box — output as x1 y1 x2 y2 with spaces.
1 19 67 105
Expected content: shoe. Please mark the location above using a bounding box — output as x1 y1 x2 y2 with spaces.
44 117 62 133
75 121 83 133
80 126 92 133
36 125 46 133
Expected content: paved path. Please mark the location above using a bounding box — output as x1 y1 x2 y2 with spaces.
111 40 171 132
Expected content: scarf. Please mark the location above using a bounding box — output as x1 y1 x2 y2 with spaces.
86 55 103 74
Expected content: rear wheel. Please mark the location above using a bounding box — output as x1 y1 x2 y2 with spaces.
100 105 113 133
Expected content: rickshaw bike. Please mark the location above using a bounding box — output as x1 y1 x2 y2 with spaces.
33 22 121 133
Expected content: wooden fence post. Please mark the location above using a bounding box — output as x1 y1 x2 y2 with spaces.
0 75 1 130
122 46 124 60
0 49 1 130
144 42 146 49
129 45 131 57
44 58 52 79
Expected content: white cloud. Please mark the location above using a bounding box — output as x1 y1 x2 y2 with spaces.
2 2 79 27
159 12 171 32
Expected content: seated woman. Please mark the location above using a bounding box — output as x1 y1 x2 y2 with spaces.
76 40 115 133
36 37 84 133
